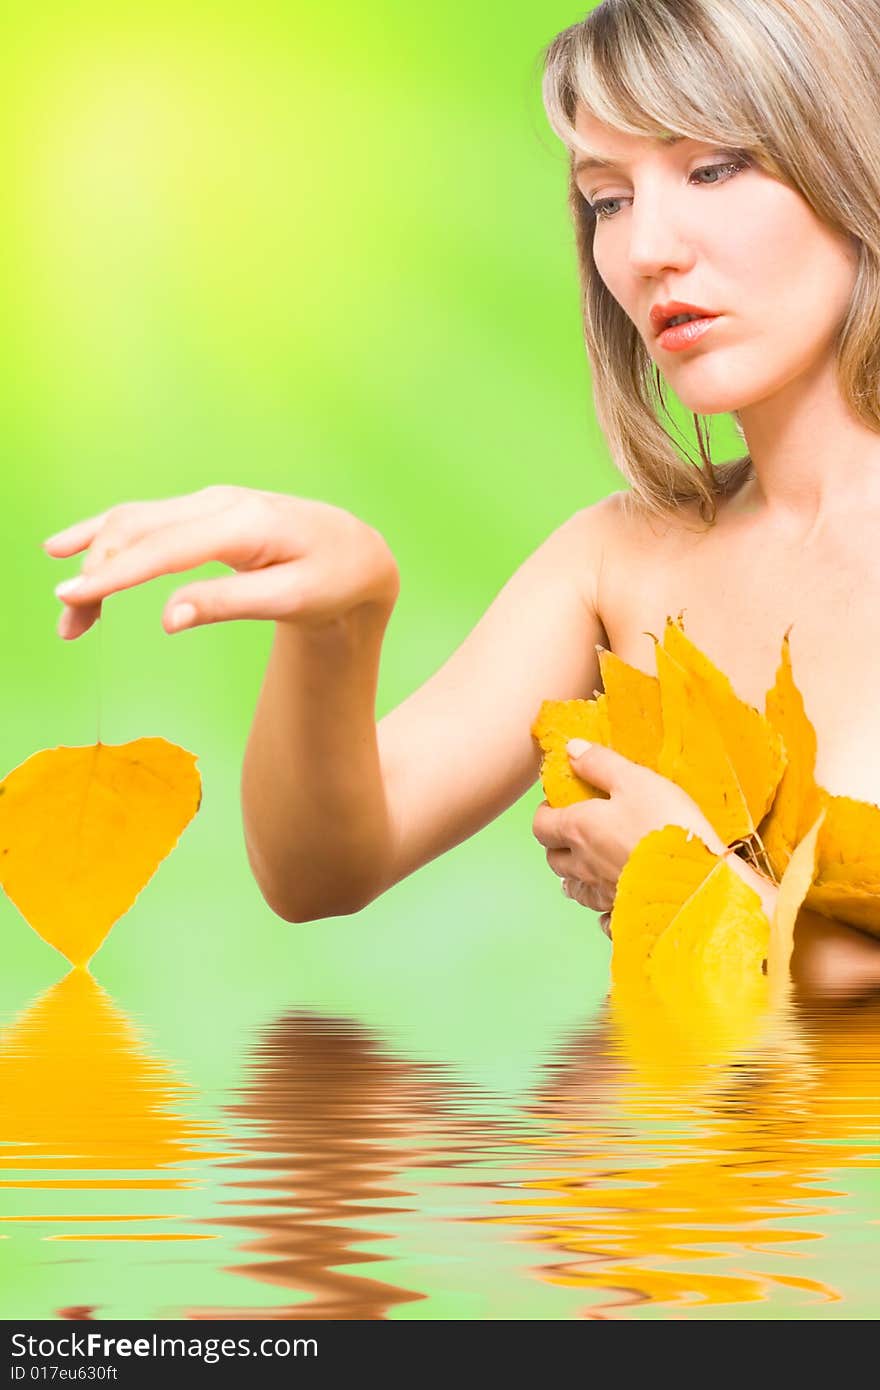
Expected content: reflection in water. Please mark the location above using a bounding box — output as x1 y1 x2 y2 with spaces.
481 983 880 1315
186 980 880 1319
4 952 880 1317
0 969 226 1220
189 1013 443 1319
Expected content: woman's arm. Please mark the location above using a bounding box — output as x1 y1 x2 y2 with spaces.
44 485 612 925
243 501 613 921
240 602 399 922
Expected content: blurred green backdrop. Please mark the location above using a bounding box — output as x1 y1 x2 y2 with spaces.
1 0 741 1102
2 1 867 1325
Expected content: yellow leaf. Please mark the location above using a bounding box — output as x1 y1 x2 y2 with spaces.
767 808 826 982
761 631 880 937
805 825 880 933
759 629 825 876
597 648 662 771
531 615 785 842
609 824 769 994
532 617 880 958
656 618 786 843
608 826 771 1070
0 738 201 967
531 696 611 807
654 644 751 844
812 795 880 890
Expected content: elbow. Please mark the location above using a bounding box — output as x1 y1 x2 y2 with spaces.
277 897 370 925
259 880 380 925
243 829 387 923
242 832 355 922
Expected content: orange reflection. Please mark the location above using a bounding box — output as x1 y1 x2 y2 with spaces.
482 965 880 1316
0 968 227 1206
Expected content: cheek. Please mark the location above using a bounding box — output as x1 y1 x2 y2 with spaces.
591 239 633 317
722 185 856 340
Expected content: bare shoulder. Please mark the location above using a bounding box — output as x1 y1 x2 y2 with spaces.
584 489 721 639
591 487 715 561
555 486 691 582
540 491 635 611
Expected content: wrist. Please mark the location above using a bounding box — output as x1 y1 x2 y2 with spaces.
276 595 394 642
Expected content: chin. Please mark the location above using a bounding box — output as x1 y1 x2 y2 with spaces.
674 388 754 415
666 368 768 417
660 345 784 417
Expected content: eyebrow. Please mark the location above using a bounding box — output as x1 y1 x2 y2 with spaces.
574 136 687 177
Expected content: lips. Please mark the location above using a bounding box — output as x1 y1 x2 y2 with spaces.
649 300 719 337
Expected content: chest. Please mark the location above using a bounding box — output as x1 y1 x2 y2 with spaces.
598 519 880 805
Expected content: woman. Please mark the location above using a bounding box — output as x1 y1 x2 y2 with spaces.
44 0 880 982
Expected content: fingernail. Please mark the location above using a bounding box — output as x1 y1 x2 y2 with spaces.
55 577 86 597
567 739 591 757
167 603 197 632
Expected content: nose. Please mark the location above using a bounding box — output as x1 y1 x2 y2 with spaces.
626 185 696 280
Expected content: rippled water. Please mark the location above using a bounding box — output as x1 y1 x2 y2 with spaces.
2 966 879 1319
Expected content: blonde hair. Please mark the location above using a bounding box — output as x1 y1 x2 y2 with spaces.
541 0 880 525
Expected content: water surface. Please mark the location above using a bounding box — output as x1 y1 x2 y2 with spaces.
2 966 878 1320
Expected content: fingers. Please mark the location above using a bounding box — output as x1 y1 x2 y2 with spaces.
43 488 240 559
544 845 574 878
561 877 615 940
565 739 639 795
562 876 616 916
537 802 605 883
51 504 284 610
159 560 322 631
532 800 581 850
46 492 246 639
57 598 103 641
44 488 394 640
43 510 114 557
45 490 247 633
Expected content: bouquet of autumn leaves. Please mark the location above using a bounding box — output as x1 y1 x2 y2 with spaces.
532 614 880 1004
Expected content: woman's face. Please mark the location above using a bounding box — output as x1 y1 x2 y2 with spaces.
573 106 860 416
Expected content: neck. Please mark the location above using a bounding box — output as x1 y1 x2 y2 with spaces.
734 354 880 537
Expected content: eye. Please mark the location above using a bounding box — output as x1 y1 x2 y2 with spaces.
585 155 750 221
691 157 749 186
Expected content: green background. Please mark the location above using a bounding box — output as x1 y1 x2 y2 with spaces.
3 0 623 1071
0 1 798 1321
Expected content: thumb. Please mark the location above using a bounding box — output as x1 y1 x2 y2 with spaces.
566 738 634 794
163 564 307 632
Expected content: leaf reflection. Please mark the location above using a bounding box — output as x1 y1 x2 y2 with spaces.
0 969 226 1207
481 968 880 1314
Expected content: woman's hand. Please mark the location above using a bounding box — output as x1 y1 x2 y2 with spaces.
43 486 400 640
532 738 723 935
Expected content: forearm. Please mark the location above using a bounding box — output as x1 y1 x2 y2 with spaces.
241 604 397 922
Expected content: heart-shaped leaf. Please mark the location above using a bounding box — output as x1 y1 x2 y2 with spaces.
0 738 201 966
